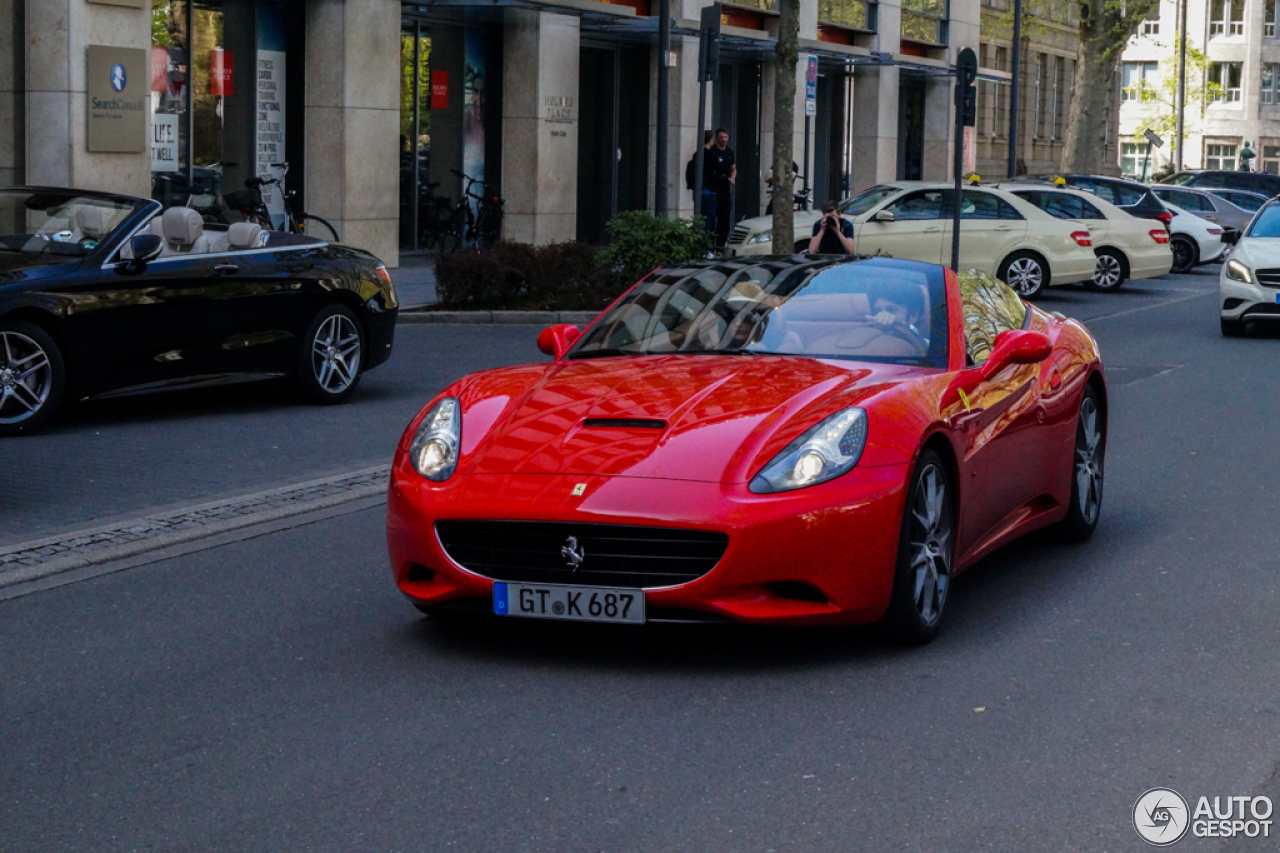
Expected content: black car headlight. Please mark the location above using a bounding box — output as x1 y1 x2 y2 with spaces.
409 398 460 481
749 408 868 494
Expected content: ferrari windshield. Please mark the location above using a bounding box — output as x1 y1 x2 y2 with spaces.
570 257 950 369
0 189 140 259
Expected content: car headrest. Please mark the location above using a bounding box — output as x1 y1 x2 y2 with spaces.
782 293 871 321
76 205 117 238
162 207 204 247
226 222 264 250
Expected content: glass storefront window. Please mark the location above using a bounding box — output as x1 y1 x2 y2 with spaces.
818 0 873 31
151 0 191 207
902 0 947 43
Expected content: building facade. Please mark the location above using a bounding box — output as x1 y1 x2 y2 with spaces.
2 0 985 267
1119 0 1280 177
975 0 1120 178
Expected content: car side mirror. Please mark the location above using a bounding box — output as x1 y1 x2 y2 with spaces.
1222 229 1240 245
873 210 896 222
537 324 581 360
979 329 1053 380
120 234 164 274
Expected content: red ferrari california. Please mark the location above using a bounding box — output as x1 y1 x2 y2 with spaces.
386 256 1106 641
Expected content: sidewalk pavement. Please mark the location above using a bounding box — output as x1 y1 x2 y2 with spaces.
392 254 437 308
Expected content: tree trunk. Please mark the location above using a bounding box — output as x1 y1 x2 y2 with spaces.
771 0 800 253
1060 0 1157 173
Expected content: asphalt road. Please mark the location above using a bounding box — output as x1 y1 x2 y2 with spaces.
6 266 1280 851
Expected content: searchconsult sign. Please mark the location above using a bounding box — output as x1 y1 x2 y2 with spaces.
87 45 147 153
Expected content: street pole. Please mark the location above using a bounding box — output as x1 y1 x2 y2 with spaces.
655 0 670 216
954 48 978 272
693 37 708 217
1176 0 1187 171
1143 140 1153 180
803 115 811 200
1007 0 1022 178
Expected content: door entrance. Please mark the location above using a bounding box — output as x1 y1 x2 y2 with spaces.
577 45 650 245
711 61 762 224
897 74 926 181
813 70 851 207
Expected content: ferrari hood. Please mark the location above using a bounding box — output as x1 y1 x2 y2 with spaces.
456 356 927 483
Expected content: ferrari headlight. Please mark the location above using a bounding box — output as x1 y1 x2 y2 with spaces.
1226 258 1254 283
409 398 460 481
747 229 773 245
749 408 868 494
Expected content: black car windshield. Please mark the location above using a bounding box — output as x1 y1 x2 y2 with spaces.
0 190 140 259
1247 204 1280 238
570 257 950 369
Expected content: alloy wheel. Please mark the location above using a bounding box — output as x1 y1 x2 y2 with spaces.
310 314 362 395
1006 258 1044 296
1093 254 1123 289
1074 396 1103 524
908 463 951 626
1171 237 1195 272
0 331 54 425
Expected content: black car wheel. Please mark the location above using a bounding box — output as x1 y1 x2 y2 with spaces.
296 304 364 404
1170 235 1197 273
1221 317 1247 337
0 319 65 437
998 251 1048 298
885 449 954 644
1088 249 1126 292
1058 386 1105 542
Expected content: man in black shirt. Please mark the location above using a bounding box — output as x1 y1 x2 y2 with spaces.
808 200 856 254
707 128 736 248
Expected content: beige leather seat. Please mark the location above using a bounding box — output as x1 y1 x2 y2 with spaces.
73 205 124 243
208 222 265 254
157 207 212 256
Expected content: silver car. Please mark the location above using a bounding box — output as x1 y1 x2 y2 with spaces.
1152 185 1255 233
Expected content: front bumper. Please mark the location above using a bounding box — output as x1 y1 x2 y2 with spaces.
1220 271 1280 322
386 458 912 626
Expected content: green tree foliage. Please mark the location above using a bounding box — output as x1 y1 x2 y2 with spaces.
597 211 712 283
1122 38 1218 159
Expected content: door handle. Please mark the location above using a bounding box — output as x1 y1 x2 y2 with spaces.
214 264 239 275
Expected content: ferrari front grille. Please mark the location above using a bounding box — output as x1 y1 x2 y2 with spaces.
1255 268 1280 287
435 520 728 589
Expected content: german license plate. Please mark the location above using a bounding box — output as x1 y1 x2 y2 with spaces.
493 582 645 624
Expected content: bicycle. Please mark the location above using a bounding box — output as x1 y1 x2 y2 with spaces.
443 169 504 252
224 163 340 242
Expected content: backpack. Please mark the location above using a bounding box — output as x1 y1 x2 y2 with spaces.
685 154 697 191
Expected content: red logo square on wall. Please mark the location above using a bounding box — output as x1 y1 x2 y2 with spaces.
431 71 448 110
211 49 234 97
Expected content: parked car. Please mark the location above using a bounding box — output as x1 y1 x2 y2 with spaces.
1203 188 1270 214
1035 175 1173 226
1219 198 1280 335
1160 200 1227 273
726 181 1098 297
1151 185 1254 232
0 186 398 435
992 183 1173 291
387 256 1107 642
1161 170 1280 196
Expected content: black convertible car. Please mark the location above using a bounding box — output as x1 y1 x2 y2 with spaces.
0 187 398 435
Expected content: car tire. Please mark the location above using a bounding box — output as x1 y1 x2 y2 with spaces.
0 319 66 437
997 251 1049 298
295 303 364 404
1221 317 1247 337
1088 249 1126 292
885 449 954 644
1058 385 1105 542
1169 235 1197 274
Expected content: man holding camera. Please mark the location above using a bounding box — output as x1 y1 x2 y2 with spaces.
808 200 855 255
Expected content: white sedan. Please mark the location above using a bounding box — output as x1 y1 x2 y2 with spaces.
1220 199 1280 336
991 183 1173 290
726 181 1099 297
1161 201 1227 273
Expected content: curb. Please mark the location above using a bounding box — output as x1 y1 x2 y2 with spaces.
398 310 598 325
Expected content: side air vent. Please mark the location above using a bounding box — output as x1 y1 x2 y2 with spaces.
582 418 667 429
